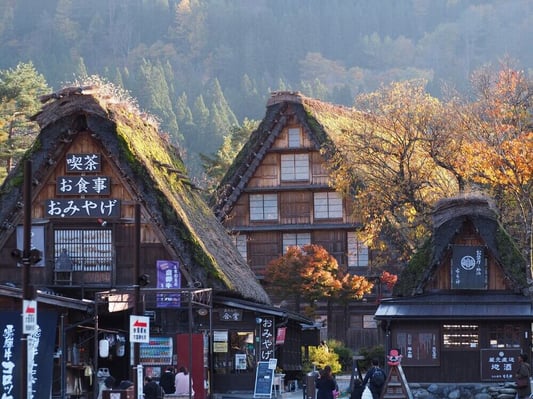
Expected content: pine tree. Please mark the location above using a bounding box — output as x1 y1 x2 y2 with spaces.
0 62 50 182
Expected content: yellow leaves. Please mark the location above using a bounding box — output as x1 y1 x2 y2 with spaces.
461 129 532 188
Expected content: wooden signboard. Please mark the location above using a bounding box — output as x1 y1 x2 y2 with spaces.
381 349 413 399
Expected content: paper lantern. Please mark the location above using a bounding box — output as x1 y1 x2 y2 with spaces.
99 339 109 358
116 334 126 357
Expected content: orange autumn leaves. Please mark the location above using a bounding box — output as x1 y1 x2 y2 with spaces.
265 244 396 304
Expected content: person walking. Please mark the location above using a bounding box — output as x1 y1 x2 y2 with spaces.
351 378 364 399
362 359 385 399
144 376 164 399
316 365 338 399
175 366 195 397
515 353 531 399
160 367 176 394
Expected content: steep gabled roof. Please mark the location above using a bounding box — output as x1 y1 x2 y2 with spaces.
394 194 530 297
0 84 270 304
213 91 366 219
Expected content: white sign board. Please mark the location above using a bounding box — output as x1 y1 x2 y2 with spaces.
22 299 37 334
129 315 150 343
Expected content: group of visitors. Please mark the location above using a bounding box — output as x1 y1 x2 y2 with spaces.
318 353 532 399
315 359 384 399
144 366 194 399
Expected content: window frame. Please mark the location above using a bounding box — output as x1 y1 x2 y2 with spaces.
249 194 278 221
347 232 369 268
442 324 479 350
280 153 309 181
233 234 248 262
314 192 343 219
282 232 311 253
288 128 301 148
53 227 113 272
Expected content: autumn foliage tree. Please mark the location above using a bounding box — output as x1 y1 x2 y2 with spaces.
326 80 461 267
264 244 374 317
458 63 533 269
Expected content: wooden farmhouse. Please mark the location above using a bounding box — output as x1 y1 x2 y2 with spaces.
213 91 386 349
375 195 533 383
0 85 315 398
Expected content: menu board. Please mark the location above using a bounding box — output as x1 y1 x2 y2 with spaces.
254 361 275 397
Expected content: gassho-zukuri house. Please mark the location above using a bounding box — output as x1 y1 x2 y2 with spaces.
0 84 316 398
375 195 533 383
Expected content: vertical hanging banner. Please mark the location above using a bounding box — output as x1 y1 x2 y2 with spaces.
0 311 57 399
451 245 486 289
259 317 275 361
275 327 286 345
156 260 181 308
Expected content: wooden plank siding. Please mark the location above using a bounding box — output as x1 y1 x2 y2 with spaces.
280 191 312 225
247 153 279 188
225 191 359 228
426 220 510 291
248 231 280 277
397 320 531 382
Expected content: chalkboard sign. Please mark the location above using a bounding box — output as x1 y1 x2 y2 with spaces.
254 361 275 398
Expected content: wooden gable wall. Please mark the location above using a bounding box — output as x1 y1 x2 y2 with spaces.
0 130 171 292
222 110 364 278
425 219 510 291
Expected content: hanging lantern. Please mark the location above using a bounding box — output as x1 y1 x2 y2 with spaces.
99 339 109 358
116 334 126 357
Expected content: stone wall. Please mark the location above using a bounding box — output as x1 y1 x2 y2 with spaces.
407 382 520 399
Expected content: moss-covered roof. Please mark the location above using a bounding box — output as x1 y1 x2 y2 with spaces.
394 195 530 297
0 85 270 304
213 91 366 217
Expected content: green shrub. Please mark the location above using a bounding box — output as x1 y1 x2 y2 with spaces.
357 344 385 371
327 340 354 372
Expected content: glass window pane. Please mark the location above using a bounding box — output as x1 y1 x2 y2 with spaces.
250 194 278 221
288 128 301 148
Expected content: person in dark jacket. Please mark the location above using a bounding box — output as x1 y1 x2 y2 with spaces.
515 353 531 399
144 376 163 399
351 378 364 399
160 367 176 394
316 365 338 399
362 359 385 399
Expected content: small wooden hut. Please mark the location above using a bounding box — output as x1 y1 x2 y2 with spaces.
375 194 533 383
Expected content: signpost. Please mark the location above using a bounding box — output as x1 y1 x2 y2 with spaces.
129 315 150 343
22 300 37 334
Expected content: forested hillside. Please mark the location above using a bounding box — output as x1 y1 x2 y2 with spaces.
0 0 531 177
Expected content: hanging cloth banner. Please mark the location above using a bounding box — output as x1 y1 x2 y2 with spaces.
0 310 57 399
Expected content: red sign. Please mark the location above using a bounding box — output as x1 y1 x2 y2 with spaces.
276 327 286 344
133 319 147 327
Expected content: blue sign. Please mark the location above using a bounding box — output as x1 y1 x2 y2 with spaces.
0 311 57 398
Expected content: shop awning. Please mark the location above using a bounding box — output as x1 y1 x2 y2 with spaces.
0 284 93 312
214 295 316 326
375 292 533 320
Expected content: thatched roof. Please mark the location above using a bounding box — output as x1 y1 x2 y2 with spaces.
0 84 270 304
394 194 529 296
213 91 366 218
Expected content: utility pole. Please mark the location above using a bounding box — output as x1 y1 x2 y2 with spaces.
21 160 37 399
133 203 141 398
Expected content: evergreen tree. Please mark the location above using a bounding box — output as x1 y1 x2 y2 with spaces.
0 62 50 182
137 59 182 143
